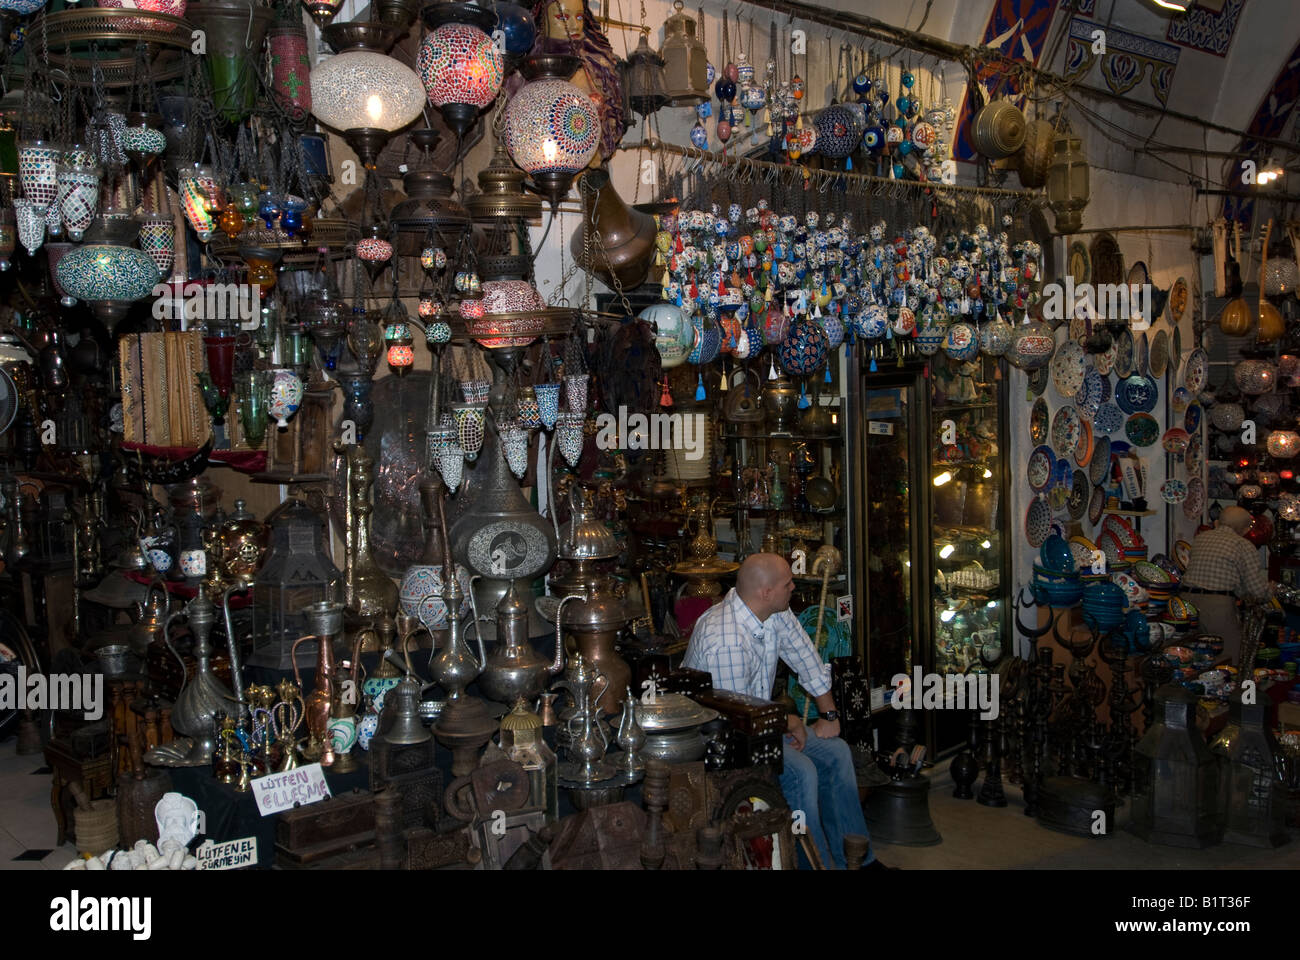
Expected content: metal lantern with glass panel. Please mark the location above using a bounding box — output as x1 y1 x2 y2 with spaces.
1046 131 1090 235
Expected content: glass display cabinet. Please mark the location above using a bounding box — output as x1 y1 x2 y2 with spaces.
853 345 1010 756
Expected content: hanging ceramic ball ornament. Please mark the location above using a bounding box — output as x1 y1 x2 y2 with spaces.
779 317 829 377
979 311 1014 357
814 104 861 165
943 320 979 361
1006 316 1055 370
417 14 505 137
503 55 601 210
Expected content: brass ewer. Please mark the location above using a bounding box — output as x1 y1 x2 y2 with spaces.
291 601 346 767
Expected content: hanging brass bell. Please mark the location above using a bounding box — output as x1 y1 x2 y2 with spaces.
659 0 709 106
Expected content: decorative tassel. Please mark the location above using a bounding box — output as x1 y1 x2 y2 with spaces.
660 378 672 407
869 354 878 372
719 370 728 391
769 357 778 380
845 156 852 171
824 366 832 384
695 372 705 402
798 381 810 409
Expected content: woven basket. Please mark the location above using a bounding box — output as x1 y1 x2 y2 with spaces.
75 798 120 856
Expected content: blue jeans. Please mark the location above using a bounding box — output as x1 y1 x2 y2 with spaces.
779 728 873 869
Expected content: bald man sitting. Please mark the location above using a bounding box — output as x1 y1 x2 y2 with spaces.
683 553 878 869
1182 506 1273 664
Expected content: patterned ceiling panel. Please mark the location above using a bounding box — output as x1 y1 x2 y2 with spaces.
1165 0 1247 58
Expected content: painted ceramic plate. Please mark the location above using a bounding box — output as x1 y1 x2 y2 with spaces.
1174 539 1191 570
1117 375 1158 414
1074 367 1105 419
1068 470 1089 519
1150 329 1169 379
1128 260 1149 288
1094 401 1124 435
1171 386 1191 413
1184 403 1202 434
1160 478 1188 504
1094 338 1117 376
1184 347 1208 394
1136 331 1149 377
1069 313 1088 344
1069 535 1098 568
1183 477 1205 520
1113 329 1135 379
1030 396 1049 444
1069 241 1092 287
1125 412 1159 447
1028 365 1049 397
1098 529 1124 565
1051 339 1087 398
1169 277 1188 323
1027 443 1055 492
1025 497 1052 548
1075 417 1094 467
1089 485 1106 525
1051 404 1082 458
1171 326 1182 375
1090 434 1112 487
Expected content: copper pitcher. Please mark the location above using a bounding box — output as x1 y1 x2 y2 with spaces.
570 166 656 290
291 600 347 766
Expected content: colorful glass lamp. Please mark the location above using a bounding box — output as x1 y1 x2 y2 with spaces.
418 3 504 138
503 55 600 210
55 243 159 330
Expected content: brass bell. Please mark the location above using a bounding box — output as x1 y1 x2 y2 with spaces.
659 0 709 106
864 775 942 846
378 676 431 746
621 31 668 118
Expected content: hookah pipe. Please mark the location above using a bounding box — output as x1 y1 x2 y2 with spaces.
1013 586 1053 817
800 545 843 726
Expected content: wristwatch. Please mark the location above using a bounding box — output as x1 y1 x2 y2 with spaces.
821 710 840 722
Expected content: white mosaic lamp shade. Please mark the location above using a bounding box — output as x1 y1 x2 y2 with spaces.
310 50 425 133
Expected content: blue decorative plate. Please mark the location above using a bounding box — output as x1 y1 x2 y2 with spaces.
1184 403 1202 434
1094 402 1124 434
1116 375 1158 414
1027 443 1055 492
1125 412 1159 447
1025 497 1052 548
1074 367 1104 419
1114 329 1135 379
1089 435 1112 487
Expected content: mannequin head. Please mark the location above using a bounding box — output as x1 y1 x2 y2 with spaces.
736 553 796 622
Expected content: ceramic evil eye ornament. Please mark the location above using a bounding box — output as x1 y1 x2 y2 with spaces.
717 119 732 142
943 321 979 361
791 74 804 100
891 305 916 337
979 312 1014 357
820 313 845 350
714 76 736 103
706 61 716 84
852 72 871 97
690 121 709 149
915 317 947 356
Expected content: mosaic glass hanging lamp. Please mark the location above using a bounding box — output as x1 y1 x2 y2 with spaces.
502 54 600 210
417 3 505 138
311 21 426 169
55 240 159 330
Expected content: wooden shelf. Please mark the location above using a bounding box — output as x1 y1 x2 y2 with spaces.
1103 508 1157 517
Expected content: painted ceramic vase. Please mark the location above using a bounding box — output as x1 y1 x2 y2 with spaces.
944 321 980 361
268 368 303 428
398 561 472 630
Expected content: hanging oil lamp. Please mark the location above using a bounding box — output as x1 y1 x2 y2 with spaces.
384 320 414 374
418 4 504 138
502 54 601 210
658 1 708 106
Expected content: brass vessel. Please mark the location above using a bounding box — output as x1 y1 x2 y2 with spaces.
570 166 656 291
342 448 398 639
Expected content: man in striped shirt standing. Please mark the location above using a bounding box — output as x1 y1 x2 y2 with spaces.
683 553 878 869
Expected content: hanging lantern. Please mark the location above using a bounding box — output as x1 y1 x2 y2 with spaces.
242 246 279 292
188 0 274 124
621 31 668 118
311 22 425 169
178 164 219 241
659 0 708 106
268 21 312 118
0 0 46 46
300 0 342 28
55 242 159 330
384 321 415 374
503 54 600 210
55 162 100 241
135 213 175 278
1046 132 1090 235
418 5 504 138
17 139 60 210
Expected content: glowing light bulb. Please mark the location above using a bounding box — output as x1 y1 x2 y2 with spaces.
542 138 559 162
939 609 956 623
939 544 955 559
933 471 952 486
982 467 993 478
981 539 992 549
366 95 384 123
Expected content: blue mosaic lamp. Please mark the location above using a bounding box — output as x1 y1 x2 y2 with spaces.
55 243 159 329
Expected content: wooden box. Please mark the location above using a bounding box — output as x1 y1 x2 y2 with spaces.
692 688 785 737
258 386 335 482
273 789 376 864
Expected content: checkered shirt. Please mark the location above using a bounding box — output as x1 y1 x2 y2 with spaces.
1182 527 1269 600
682 588 831 701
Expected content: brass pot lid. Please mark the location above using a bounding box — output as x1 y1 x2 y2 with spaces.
635 693 718 731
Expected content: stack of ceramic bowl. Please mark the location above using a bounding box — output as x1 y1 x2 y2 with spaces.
1161 595 1199 632
1101 514 1147 565
1162 644 1198 683
1081 580 1126 630
1032 535 1082 606
1132 560 1176 618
